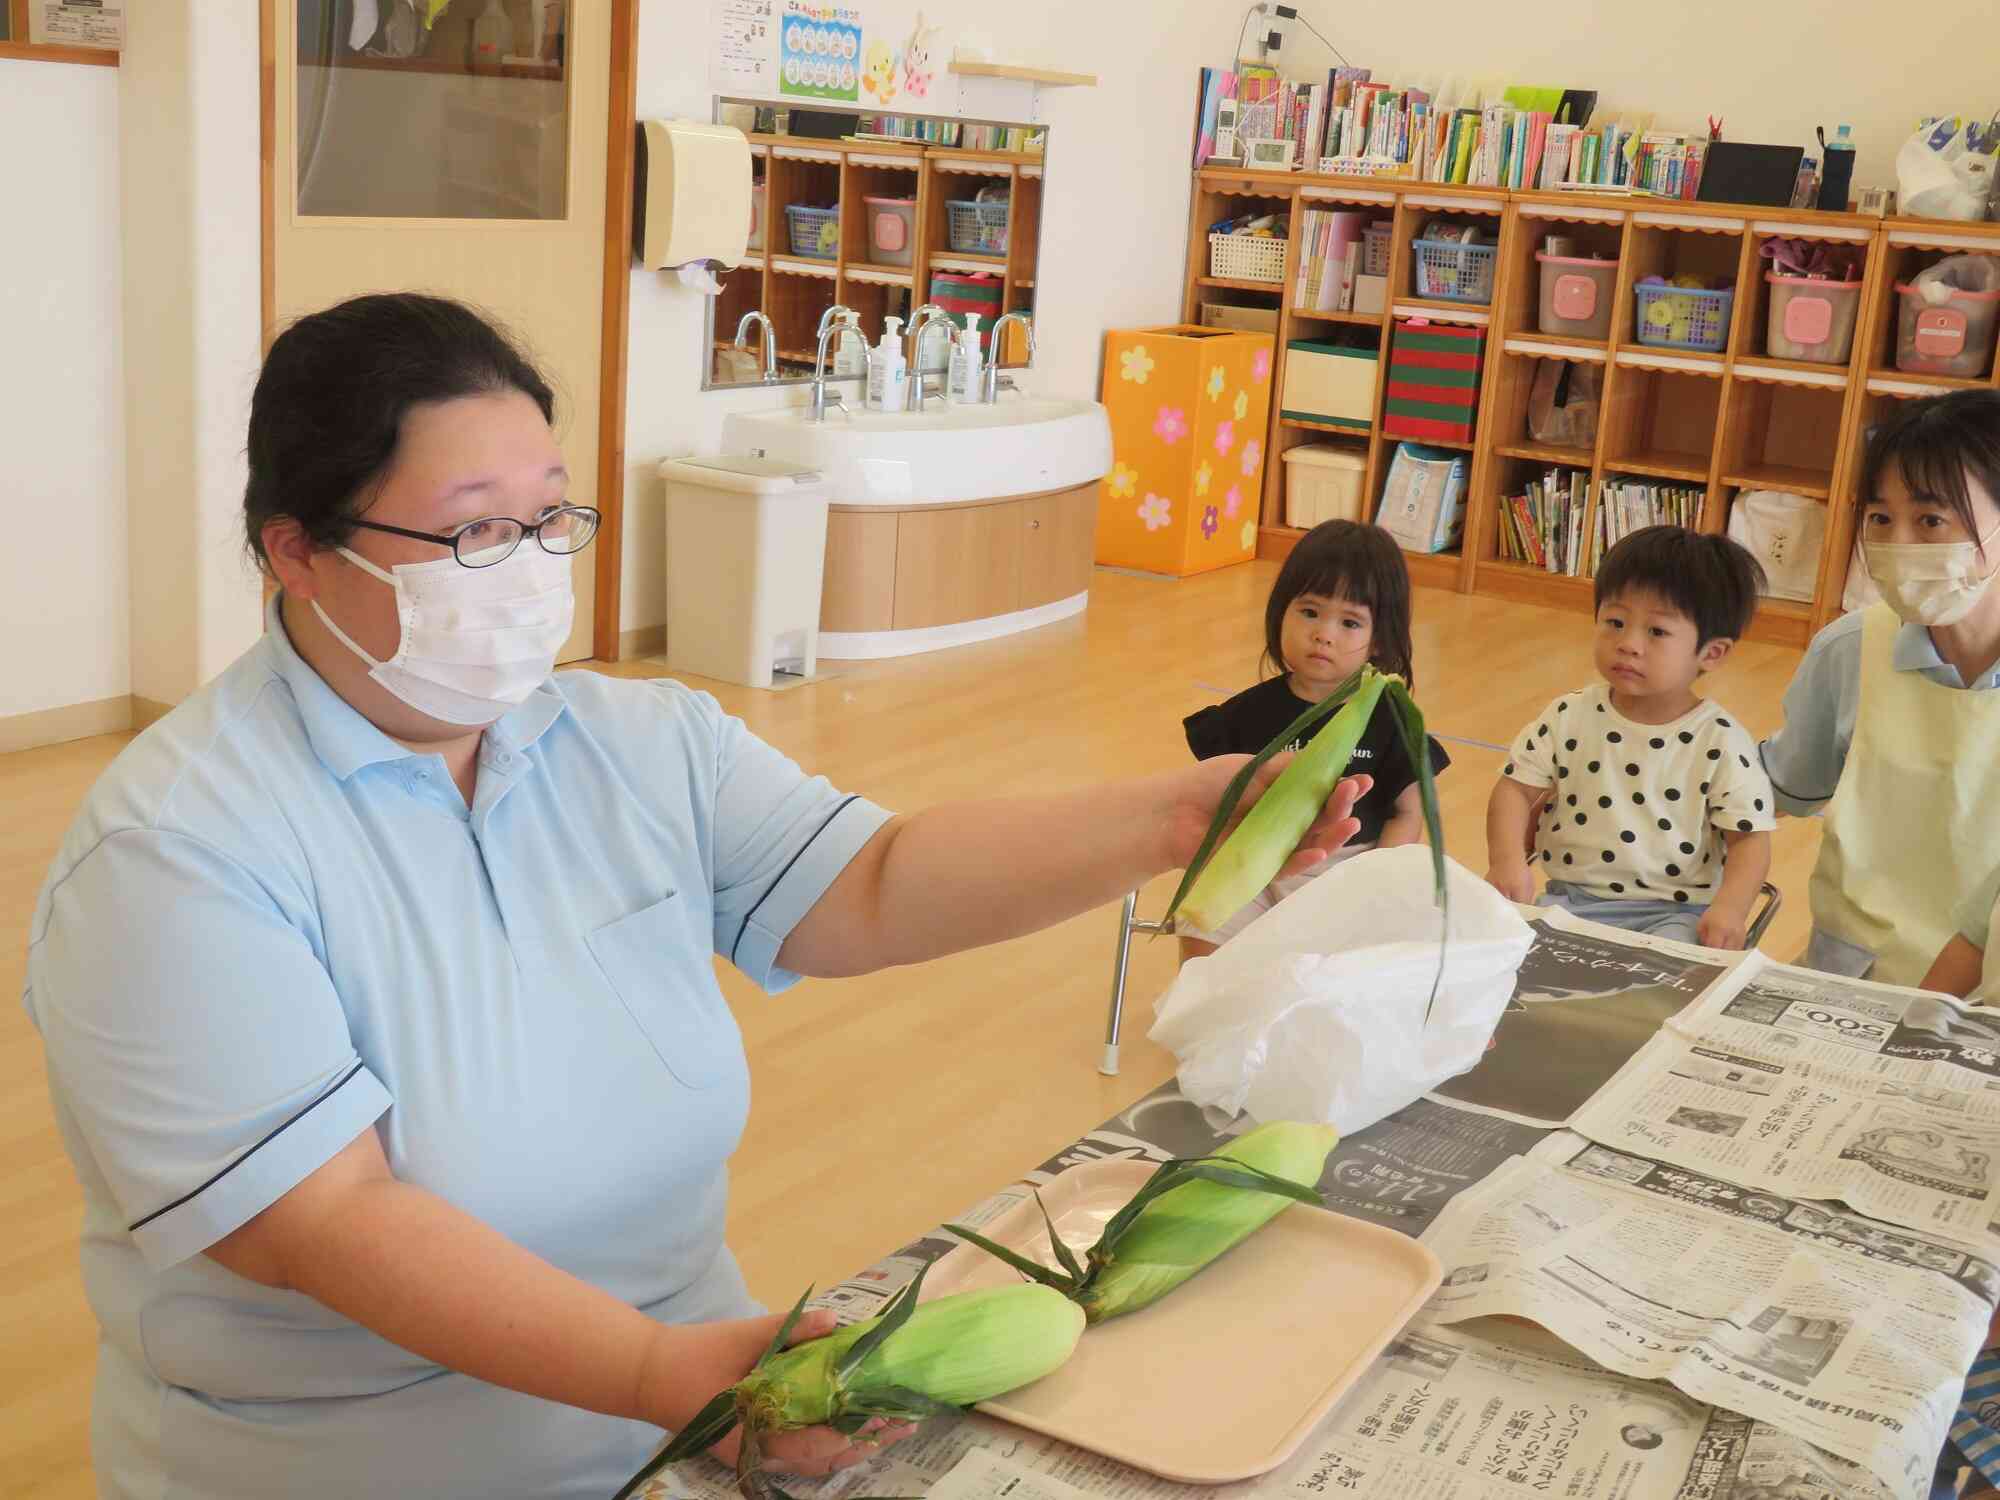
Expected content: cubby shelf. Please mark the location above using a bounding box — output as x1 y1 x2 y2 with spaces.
715 134 1044 383
1186 164 2000 638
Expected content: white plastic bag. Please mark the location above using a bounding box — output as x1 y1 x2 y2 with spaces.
1897 119 1999 222
1727 490 1827 603
1149 846 1534 1135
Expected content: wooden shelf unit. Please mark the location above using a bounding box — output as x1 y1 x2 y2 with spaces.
1183 164 2000 644
719 135 1044 382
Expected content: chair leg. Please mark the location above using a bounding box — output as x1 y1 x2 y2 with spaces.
1747 881 1783 949
1103 892 1140 1077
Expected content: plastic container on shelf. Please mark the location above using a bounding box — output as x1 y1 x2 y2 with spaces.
784 204 840 260
1283 444 1368 528
1535 254 1617 340
1209 232 1287 283
1896 282 2000 377
1411 239 1498 304
747 182 766 251
1634 282 1735 352
946 199 1010 255
1765 274 1863 363
863 195 917 266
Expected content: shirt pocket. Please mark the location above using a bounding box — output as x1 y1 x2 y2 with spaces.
587 892 744 1090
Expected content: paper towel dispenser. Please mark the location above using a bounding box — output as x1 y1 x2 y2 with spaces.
635 119 752 270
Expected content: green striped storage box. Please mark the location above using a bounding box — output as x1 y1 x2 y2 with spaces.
1383 321 1485 443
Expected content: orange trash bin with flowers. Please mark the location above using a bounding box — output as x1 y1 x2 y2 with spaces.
1096 325 1276 576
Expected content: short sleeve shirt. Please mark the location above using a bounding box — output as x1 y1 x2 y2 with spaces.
21 596 893 1499
1505 683 1775 903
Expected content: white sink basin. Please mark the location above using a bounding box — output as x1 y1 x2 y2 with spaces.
721 395 1112 506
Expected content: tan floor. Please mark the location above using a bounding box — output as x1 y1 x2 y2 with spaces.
0 565 1819 1497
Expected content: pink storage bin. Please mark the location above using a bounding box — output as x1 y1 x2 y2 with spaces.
1896 282 2000 377
1765 274 1862 363
1536 253 1616 340
864 195 917 268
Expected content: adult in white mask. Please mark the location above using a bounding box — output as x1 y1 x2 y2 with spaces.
23 295 1368 1500
1760 390 2000 987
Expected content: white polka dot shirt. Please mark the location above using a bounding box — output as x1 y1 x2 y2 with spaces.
1505 683 1776 904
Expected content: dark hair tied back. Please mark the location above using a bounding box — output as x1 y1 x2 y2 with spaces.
243 293 556 567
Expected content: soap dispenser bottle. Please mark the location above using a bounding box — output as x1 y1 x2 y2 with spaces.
471 0 514 66
832 309 867 379
948 313 984 401
867 316 907 411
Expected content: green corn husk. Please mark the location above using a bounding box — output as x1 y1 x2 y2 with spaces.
945 1120 1341 1326
1170 668 1389 933
614 1271 1082 1500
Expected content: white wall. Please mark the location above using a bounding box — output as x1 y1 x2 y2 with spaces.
623 0 2000 635
0 59 128 719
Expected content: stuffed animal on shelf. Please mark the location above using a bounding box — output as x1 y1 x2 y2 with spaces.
863 38 900 103
903 12 939 98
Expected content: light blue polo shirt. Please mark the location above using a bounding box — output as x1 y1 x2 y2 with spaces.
22 596 891 1500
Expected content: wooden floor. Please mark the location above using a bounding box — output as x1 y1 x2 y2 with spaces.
0 565 1820 1497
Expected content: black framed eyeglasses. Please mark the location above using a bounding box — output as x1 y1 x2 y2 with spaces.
349 505 602 568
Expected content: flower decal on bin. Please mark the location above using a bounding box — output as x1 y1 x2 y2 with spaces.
1233 390 1249 422
1213 420 1236 456
1153 406 1189 445
1138 493 1172 531
1205 366 1227 402
1241 521 1258 550
1252 348 1272 382
1200 505 1220 541
1194 460 1213 497
1240 439 1262 477
1120 346 1156 385
1107 461 1138 499
1224 484 1244 519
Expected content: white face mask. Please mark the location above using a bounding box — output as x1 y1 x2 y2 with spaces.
312 544 574 726
1864 522 2000 627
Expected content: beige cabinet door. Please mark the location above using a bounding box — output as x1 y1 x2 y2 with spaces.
1020 485 1097 609
273 0 609 663
892 503 1023 631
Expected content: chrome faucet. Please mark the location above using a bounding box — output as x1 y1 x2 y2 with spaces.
905 303 953 411
734 311 777 383
809 304 854 423
982 311 1035 403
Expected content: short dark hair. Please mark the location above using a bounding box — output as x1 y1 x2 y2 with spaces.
1860 388 2000 553
1263 520 1416 686
243 293 557 569
1593 525 1765 644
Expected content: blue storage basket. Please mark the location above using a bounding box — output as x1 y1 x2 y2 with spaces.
1635 284 1735 352
785 204 840 260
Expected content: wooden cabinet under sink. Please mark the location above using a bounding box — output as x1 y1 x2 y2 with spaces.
818 482 1098 656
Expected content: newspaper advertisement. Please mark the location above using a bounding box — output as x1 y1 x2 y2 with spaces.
636 1314 1898 1500
1431 912 1737 1126
1571 954 2000 1253
1422 1131 1998 1497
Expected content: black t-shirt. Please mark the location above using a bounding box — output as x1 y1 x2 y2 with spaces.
1182 674 1451 845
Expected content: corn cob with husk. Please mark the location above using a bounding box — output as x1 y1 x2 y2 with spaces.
613 1267 1082 1500
1168 664 1445 934
944 1120 1340 1324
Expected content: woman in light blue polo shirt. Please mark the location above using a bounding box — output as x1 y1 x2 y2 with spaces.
23 295 1366 1500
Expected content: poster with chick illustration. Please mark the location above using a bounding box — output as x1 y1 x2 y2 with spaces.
779 0 864 102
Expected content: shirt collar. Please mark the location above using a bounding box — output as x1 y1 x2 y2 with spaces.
1890 618 2000 689
262 592 567 781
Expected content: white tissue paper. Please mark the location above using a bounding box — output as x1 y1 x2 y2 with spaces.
1148 846 1534 1135
676 262 726 295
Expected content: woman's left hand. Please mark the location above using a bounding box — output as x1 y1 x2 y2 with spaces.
1161 756 1370 879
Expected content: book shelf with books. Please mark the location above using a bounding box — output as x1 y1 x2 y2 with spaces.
1179 161 2000 642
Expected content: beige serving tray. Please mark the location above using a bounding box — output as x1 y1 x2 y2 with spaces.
923 1157 1442 1484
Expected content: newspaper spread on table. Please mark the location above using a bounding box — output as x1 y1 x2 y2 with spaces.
1570 952 2000 1254
635 919 1987 1500
1420 1129 1998 1497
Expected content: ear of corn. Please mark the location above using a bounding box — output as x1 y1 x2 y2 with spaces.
614 1270 1083 1500
1074 1121 1339 1322
945 1120 1340 1326
1167 668 1390 933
